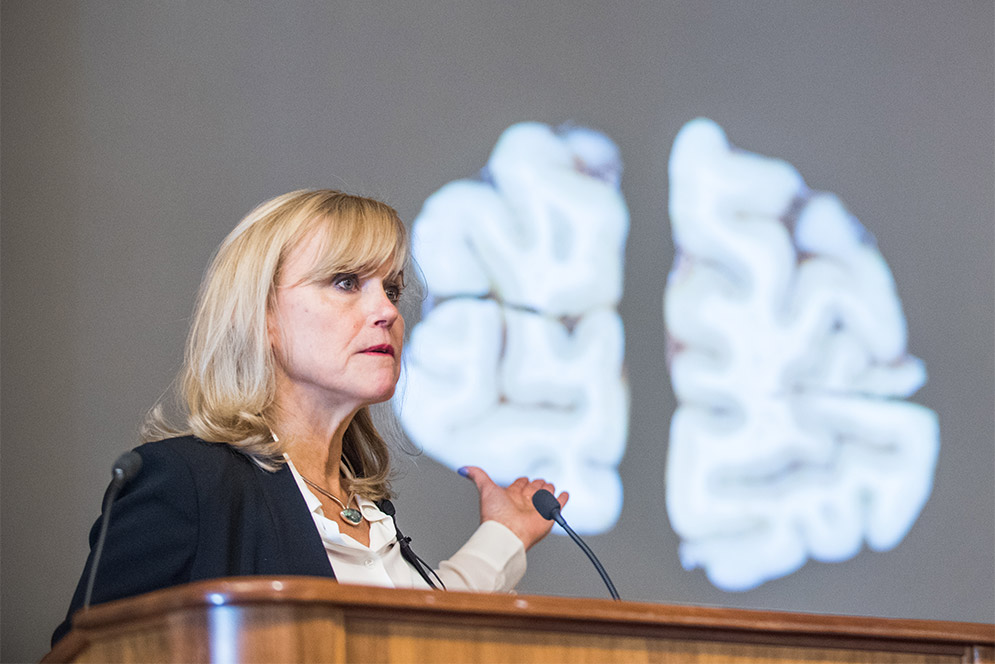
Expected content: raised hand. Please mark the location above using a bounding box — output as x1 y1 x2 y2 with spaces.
459 466 569 551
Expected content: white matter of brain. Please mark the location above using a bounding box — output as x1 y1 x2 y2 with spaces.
397 122 630 534
664 118 939 591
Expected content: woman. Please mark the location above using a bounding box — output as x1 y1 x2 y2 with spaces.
52 189 567 645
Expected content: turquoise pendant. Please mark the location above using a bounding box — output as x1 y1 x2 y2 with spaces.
340 508 363 526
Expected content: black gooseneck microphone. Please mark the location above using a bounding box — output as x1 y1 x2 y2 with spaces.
532 489 620 601
83 451 143 609
377 499 446 590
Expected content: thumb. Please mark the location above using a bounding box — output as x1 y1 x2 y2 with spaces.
458 465 497 494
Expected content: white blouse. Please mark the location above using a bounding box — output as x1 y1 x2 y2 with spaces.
285 457 526 592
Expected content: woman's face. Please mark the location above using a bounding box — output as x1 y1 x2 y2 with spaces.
268 232 405 417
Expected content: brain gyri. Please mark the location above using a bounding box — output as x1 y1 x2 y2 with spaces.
664 118 939 591
396 122 630 534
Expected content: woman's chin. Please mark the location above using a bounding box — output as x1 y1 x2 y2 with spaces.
364 384 398 406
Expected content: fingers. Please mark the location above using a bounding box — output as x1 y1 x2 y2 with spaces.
509 476 531 490
458 465 497 493
528 478 558 495
509 477 553 499
459 466 567 506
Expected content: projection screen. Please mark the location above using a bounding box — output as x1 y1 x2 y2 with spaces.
2 2 992 660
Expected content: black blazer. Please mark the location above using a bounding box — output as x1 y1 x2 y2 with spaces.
52 436 335 645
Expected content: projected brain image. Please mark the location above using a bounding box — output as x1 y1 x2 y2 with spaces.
664 118 940 591
396 122 630 533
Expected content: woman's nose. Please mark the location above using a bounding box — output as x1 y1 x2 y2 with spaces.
369 285 400 328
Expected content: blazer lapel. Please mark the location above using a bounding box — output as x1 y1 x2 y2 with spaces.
258 464 336 578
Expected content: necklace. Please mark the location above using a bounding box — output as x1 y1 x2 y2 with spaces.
300 475 364 526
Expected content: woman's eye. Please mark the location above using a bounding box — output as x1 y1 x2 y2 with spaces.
332 274 359 291
385 284 403 303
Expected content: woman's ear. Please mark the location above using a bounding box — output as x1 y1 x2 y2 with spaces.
265 302 281 353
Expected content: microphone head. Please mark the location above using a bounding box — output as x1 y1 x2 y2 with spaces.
112 451 143 483
532 489 562 520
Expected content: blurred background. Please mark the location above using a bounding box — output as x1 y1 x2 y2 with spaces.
3 2 992 660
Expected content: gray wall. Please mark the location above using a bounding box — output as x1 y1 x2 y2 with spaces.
3 2 992 660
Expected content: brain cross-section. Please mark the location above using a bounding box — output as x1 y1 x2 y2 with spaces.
396 122 630 534
664 118 939 590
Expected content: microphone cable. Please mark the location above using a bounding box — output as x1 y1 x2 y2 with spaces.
377 499 446 591
532 489 620 601
83 451 143 608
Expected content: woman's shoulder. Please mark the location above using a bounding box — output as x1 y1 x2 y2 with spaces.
137 435 255 469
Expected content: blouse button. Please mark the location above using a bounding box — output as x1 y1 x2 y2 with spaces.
364 558 376 568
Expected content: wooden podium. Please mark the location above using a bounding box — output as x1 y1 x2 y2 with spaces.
44 577 994 663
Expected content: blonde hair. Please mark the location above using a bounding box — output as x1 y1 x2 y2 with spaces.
144 189 408 500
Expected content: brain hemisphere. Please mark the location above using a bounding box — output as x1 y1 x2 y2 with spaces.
397 122 630 533
664 118 939 591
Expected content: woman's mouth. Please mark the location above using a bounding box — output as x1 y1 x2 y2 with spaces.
363 344 395 357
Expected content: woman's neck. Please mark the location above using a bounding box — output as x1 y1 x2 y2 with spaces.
271 405 357 492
